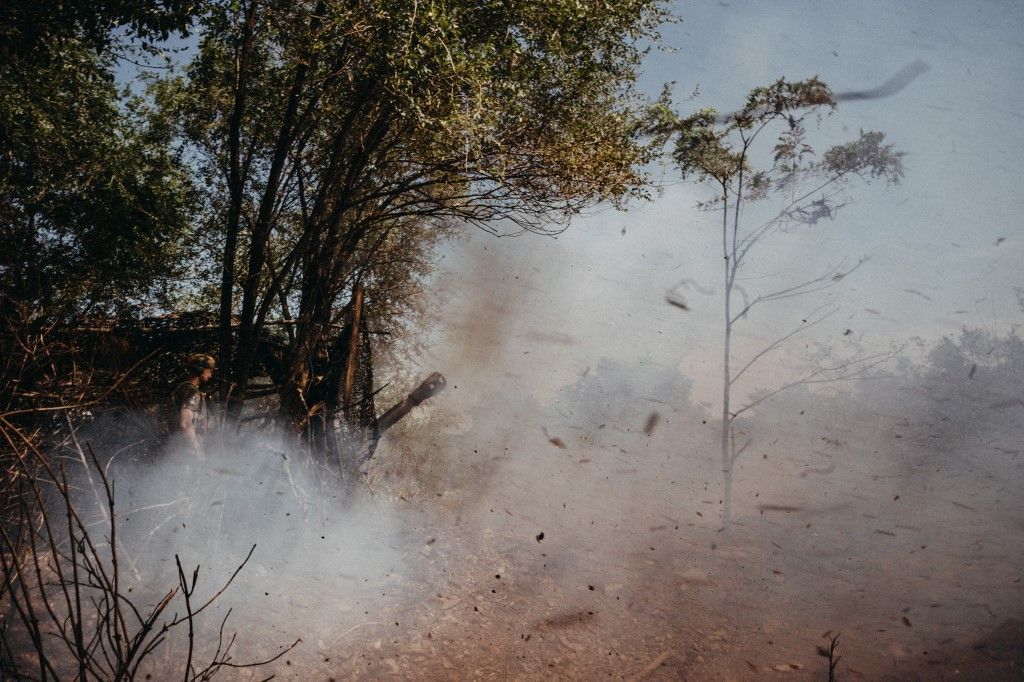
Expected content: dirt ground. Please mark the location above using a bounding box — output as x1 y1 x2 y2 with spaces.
229 403 1023 681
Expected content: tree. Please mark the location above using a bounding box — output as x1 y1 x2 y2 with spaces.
0 0 199 317
910 326 1024 445
0 0 200 425
159 0 671 431
653 77 904 528
0 0 194 59
0 62 195 317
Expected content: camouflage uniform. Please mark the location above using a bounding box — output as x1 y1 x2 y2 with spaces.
168 380 207 434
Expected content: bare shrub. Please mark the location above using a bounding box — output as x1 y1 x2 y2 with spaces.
0 420 298 679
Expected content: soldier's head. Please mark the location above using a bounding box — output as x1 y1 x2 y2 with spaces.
187 353 216 384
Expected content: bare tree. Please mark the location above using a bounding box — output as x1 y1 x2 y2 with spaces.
653 77 905 528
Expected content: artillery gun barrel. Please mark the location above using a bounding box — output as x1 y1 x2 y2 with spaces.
377 372 446 433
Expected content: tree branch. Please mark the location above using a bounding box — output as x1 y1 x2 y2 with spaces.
730 305 835 385
730 350 897 419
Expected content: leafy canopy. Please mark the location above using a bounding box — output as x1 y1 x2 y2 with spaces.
161 0 673 240
0 1 197 319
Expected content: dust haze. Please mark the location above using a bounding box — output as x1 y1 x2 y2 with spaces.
349 229 1020 680
60 256 1024 679
14 0 1023 678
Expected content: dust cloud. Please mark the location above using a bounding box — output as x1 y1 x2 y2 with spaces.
57 231 1023 680
339 230 1022 679
59 419 427 678
54 168 1022 682
53 0 1024 675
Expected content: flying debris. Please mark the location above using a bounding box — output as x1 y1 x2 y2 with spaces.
832 59 931 100
666 294 690 311
673 277 715 295
903 288 933 301
666 277 715 311
758 504 804 513
543 428 567 449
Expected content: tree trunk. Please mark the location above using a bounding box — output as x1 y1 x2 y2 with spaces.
278 242 336 431
219 1 258 404
278 317 319 433
231 1 325 409
301 284 364 466
341 282 363 413
720 190 734 531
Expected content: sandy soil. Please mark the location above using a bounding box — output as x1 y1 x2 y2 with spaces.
234 404 1024 681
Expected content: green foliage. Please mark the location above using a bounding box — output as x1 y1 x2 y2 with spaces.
164 0 671 228
153 0 672 402
656 77 907 530
0 0 195 58
0 40 196 319
671 108 745 185
355 218 456 372
1 0 674 425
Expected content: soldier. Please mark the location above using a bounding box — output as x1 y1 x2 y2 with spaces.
169 353 215 456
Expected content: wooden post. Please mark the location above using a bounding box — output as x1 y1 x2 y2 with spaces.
341 283 363 415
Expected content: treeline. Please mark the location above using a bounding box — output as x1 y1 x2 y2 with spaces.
1 0 670 435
